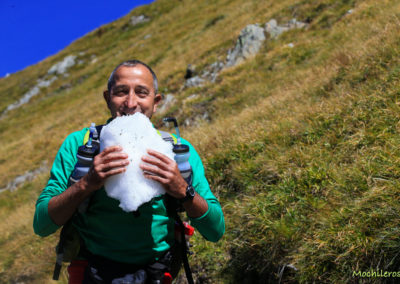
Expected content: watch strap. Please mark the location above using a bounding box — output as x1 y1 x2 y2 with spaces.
179 184 195 204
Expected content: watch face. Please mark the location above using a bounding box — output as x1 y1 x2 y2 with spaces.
187 185 195 198
179 185 196 204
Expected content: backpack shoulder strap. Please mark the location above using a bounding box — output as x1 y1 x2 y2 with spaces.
157 130 177 144
95 125 103 137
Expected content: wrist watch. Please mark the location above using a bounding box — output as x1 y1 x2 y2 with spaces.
179 184 196 204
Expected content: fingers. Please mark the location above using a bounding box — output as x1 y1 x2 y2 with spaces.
143 172 168 184
101 145 123 155
102 152 129 164
140 149 178 179
140 150 187 199
96 159 129 173
96 145 128 165
140 162 174 179
141 155 170 171
98 166 127 178
99 146 127 159
88 146 129 183
146 149 172 164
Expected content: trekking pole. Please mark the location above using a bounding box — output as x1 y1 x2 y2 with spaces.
176 214 194 284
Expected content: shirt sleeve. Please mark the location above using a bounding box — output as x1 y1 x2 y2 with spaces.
183 139 225 242
33 130 85 237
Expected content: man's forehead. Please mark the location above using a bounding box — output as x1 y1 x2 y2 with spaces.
114 65 153 81
109 64 157 96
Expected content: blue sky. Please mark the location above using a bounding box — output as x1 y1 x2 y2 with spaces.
0 0 154 77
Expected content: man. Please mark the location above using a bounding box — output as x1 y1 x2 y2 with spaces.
33 60 225 283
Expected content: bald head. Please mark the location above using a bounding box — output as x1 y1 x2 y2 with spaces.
107 60 158 94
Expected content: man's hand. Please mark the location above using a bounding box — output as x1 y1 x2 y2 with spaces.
84 145 129 192
140 149 208 218
48 145 129 226
140 149 186 199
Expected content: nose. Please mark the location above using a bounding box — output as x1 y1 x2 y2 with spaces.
125 91 138 109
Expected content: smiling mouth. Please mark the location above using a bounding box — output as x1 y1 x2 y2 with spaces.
120 110 142 116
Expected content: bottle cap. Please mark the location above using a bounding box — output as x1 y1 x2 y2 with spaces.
77 145 97 158
173 144 189 154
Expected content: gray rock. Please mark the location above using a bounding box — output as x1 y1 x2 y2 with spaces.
48 55 77 75
130 15 150 26
183 61 224 90
185 94 199 101
265 19 289 39
265 18 307 39
37 76 57 88
201 61 224 82
143 34 152 40
0 163 47 193
158 94 176 113
4 86 39 114
202 111 210 121
184 111 211 127
184 76 206 88
287 18 307 29
91 57 98 64
1 76 57 117
225 24 266 67
183 59 225 90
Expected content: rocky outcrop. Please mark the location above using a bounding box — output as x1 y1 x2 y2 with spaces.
2 76 57 115
0 163 47 193
183 61 224 88
158 94 176 113
184 76 206 88
183 18 307 89
130 15 150 26
202 61 224 82
184 111 211 127
90 54 98 64
265 18 307 39
37 77 57 88
184 24 266 87
225 24 266 67
2 54 83 117
48 55 77 75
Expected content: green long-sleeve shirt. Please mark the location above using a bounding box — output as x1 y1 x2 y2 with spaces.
33 126 224 264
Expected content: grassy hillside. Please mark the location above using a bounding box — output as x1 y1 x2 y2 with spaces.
2 0 400 282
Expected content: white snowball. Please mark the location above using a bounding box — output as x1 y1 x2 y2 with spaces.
100 113 174 212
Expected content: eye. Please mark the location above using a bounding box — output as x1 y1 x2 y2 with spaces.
112 87 129 97
136 88 149 97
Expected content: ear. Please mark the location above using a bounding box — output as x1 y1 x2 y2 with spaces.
152 93 163 113
103 90 110 107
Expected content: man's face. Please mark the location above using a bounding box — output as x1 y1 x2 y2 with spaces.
104 65 162 118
